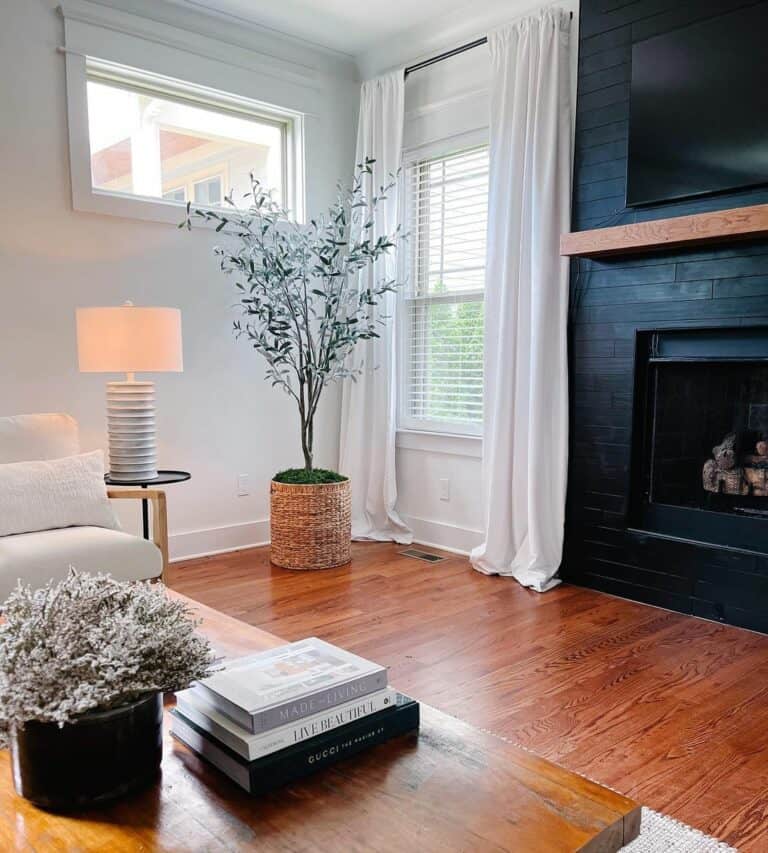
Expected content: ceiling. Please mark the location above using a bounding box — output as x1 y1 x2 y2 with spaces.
164 0 470 56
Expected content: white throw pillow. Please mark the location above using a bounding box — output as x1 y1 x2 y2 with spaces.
0 451 119 537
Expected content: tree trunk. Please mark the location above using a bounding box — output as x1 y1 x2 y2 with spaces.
299 382 313 473
301 416 313 472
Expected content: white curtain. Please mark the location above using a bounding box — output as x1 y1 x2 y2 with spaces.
470 9 573 592
339 71 412 543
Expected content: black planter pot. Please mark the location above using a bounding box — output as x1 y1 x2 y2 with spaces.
10 692 163 811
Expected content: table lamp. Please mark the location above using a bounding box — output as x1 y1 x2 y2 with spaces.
76 302 183 481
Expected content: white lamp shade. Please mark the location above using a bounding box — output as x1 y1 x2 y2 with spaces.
77 305 183 373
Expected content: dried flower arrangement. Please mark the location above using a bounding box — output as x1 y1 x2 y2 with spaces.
0 571 215 746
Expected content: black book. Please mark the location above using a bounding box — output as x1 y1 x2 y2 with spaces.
170 693 419 795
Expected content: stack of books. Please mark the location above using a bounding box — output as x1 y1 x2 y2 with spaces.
170 637 419 794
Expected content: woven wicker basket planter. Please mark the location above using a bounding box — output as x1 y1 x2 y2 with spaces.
270 478 351 570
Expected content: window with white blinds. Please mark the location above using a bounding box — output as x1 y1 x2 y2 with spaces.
400 145 489 434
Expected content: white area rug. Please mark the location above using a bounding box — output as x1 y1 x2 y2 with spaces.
621 807 737 851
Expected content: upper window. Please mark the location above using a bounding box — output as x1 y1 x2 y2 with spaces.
400 145 489 435
81 61 302 219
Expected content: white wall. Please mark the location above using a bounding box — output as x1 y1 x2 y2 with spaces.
0 0 359 559
359 0 580 554
0 0 580 562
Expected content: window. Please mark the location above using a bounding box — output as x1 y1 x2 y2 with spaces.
193 176 223 206
401 145 489 435
162 186 187 203
80 60 303 220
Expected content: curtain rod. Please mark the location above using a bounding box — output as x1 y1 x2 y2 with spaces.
404 11 573 78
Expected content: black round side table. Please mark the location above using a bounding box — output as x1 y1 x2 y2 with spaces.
105 470 191 540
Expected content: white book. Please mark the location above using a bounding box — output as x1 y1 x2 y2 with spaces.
175 687 396 761
194 638 388 733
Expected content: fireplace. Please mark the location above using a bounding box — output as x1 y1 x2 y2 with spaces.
630 328 768 553
563 0 768 632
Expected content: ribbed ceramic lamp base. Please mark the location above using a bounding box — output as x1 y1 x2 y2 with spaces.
106 381 158 481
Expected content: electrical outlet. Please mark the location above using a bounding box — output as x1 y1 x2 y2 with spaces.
439 478 450 502
237 473 250 496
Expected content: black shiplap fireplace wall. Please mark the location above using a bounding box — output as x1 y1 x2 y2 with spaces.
563 0 768 632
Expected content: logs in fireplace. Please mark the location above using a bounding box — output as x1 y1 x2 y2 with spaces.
703 433 768 497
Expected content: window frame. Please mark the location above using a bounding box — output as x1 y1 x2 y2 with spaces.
398 130 489 438
65 55 305 225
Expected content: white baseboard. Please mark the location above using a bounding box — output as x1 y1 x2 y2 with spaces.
170 515 482 562
169 519 269 562
402 514 483 556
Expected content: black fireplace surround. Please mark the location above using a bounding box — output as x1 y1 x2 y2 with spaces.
563 0 768 632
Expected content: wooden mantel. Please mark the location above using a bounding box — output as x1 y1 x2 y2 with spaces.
560 202 768 258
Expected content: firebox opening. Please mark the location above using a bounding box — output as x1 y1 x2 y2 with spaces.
630 327 768 554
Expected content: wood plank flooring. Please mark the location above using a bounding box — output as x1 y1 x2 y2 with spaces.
168 542 768 851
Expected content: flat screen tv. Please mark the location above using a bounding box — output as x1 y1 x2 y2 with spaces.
627 2 768 207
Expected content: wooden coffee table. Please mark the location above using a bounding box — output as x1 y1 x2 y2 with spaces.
0 593 641 851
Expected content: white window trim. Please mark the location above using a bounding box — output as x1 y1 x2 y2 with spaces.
65 54 306 226
397 128 489 440
396 429 481 458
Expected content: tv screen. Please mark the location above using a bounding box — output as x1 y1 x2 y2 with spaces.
627 2 768 207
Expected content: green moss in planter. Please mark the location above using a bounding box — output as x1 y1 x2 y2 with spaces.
273 468 348 485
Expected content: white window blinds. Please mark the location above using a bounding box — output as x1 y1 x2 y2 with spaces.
401 145 489 434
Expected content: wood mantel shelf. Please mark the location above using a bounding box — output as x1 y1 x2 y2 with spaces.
560 202 768 258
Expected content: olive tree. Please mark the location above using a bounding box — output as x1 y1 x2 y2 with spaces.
184 158 403 475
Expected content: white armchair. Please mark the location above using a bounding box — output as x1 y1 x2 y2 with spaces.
0 414 165 601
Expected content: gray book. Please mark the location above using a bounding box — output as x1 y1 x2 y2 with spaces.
175 687 396 760
194 637 388 733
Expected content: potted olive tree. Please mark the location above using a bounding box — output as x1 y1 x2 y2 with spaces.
0 571 214 810
184 159 403 570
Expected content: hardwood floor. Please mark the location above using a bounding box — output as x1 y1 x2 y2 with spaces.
168 542 768 851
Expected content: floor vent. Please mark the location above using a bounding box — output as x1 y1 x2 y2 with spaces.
399 548 446 563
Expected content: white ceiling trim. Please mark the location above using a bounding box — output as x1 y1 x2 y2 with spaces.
163 0 358 60
161 0 472 57
59 0 360 83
